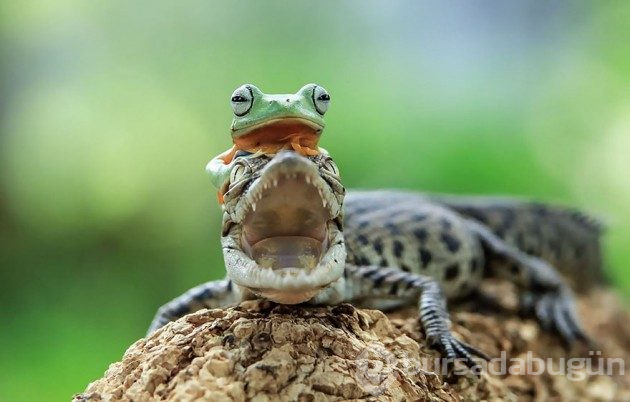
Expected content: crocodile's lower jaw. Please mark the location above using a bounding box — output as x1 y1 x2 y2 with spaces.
251 286 326 304
222 221 346 301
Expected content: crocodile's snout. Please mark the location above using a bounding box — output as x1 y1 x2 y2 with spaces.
263 151 315 171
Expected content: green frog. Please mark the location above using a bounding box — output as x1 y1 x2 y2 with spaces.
206 83 331 202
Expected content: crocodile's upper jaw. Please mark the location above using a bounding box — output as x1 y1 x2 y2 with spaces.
221 152 345 304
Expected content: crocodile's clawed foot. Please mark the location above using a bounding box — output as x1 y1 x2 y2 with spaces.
429 332 490 377
520 286 593 348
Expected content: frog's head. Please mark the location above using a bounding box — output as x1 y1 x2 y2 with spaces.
229 83 330 143
220 151 345 304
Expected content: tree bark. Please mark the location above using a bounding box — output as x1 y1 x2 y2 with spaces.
73 283 630 401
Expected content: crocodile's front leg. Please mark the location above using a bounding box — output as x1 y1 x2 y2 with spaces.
147 279 241 334
315 265 489 369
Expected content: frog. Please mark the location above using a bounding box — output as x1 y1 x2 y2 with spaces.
206 83 331 202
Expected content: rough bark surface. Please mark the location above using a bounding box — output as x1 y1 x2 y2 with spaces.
74 284 630 402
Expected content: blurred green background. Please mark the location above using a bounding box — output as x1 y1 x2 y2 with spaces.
1 1 629 400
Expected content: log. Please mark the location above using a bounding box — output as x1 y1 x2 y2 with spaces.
73 284 630 401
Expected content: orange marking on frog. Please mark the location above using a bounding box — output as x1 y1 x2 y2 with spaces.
216 120 322 204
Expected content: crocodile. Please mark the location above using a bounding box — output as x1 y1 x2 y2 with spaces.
148 83 602 369
148 150 602 368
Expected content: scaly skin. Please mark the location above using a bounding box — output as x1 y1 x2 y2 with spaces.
148 151 602 369
149 83 601 370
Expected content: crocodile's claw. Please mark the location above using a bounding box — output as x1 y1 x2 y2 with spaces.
429 332 490 376
520 286 592 348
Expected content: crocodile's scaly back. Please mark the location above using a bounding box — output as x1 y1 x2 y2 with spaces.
428 195 604 291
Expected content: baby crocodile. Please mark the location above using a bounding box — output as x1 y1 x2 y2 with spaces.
148 85 602 369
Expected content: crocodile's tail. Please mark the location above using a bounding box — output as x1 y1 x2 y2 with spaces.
430 195 605 292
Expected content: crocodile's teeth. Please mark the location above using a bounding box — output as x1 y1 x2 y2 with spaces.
306 176 311 185
322 199 327 208
273 179 278 187
252 202 257 212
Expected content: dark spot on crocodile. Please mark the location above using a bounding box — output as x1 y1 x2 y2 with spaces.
373 238 383 254
532 204 548 216
413 213 427 221
574 245 585 259
510 263 521 276
515 233 525 247
405 276 418 289
361 266 379 277
445 264 460 281
359 256 371 266
386 223 401 235
393 240 404 258
440 218 452 230
357 234 369 245
347 207 368 218
471 258 479 273
194 287 213 301
459 282 470 294
357 220 369 229
413 228 428 242
371 271 388 287
172 304 189 316
419 249 432 267
379 258 388 267
440 233 461 253
500 208 516 230
401 263 412 272
389 281 399 295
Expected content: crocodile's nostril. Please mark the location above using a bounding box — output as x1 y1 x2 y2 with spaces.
286 98 290 102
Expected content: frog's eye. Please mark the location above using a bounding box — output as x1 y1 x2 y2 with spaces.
312 86 330 115
230 85 254 116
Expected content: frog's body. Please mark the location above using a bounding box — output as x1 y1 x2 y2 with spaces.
149 84 601 372
206 83 331 201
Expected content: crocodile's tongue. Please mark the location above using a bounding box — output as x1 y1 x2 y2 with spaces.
250 236 323 270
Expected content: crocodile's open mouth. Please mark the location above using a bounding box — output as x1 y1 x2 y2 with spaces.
222 152 345 304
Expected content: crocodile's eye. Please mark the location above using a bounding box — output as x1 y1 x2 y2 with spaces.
230 85 254 116
230 163 247 184
322 158 339 176
312 85 330 115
